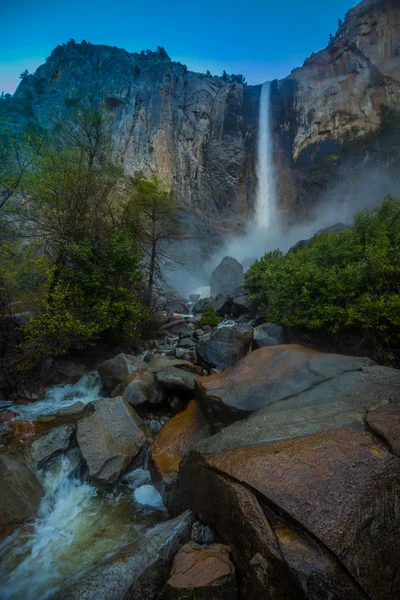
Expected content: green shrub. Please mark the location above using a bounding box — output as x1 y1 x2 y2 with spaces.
199 306 219 329
245 196 400 361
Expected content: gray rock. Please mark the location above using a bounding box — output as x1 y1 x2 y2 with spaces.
210 257 244 297
147 356 194 372
253 322 283 348
46 447 84 479
202 325 213 334
0 451 44 536
165 299 190 315
174 347 197 363
54 511 194 600
76 397 149 486
155 367 197 394
112 371 161 406
53 401 92 423
191 521 216 545
178 338 196 349
194 328 205 337
189 294 200 303
41 359 87 386
31 426 75 467
196 324 253 370
144 419 163 435
97 354 148 392
193 298 215 315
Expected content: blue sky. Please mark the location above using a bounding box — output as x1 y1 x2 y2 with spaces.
1 0 358 94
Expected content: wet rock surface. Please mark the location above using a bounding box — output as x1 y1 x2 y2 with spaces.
112 371 160 406
54 511 194 600
154 367 197 394
76 397 149 485
163 542 237 599
31 425 75 467
253 322 283 348
0 450 44 537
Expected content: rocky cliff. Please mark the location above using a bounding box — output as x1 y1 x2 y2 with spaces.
8 0 400 236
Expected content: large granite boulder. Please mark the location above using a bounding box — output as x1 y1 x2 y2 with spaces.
193 297 215 315
196 324 253 371
210 257 244 297
163 542 237 599
161 320 194 337
54 512 194 600
214 287 252 319
176 362 400 599
149 401 210 509
196 344 373 429
31 425 75 467
112 371 160 406
0 451 44 537
76 397 149 485
97 354 148 392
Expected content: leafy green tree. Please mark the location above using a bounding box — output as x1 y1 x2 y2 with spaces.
199 306 219 328
19 70 29 80
156 46 169 59
245 196 400 362
128 173 185 305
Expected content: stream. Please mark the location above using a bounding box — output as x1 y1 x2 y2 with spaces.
0 376 167 600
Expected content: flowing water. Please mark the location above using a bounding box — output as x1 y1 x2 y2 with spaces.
254 81 279 231
0 377 166 600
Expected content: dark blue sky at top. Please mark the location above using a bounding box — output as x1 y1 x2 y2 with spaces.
1 0 358 94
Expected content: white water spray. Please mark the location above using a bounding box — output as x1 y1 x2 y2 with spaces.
254 81 278 231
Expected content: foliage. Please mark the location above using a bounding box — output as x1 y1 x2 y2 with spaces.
19 70 29 80
128 173 185 304
156 46 169 59
198 306 219 329
221 70 247 85
245 196 400 361
20 230 147 367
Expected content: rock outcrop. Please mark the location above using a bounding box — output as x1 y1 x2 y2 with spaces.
210 257 244 297
196 324 253 370
176 352 400 599
97 354 148 392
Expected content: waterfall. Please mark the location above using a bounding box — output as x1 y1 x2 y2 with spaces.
254 82 278 230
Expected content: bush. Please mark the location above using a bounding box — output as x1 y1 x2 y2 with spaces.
245 196 400 362
20 230 148 368
199 306 219 329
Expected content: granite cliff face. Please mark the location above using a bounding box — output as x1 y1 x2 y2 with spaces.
10 0 400 235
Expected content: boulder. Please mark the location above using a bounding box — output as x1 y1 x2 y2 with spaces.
178 338 196 349
253 322 283 348
165 299 191 315
53 401 93 424
31 425 75 467
196 344 374 428
191 521 215 545
189 294 200 303
163 542 237 599
175 347 197 364
210 257 244 297
214 288 252 319
0 451 44 537
193 298 215 315
54 511 194 600
97 354 148 392
161 320 194 337
147 356 197 373
155 367 197 394
41 359 87 386
149 401 210 509
112 371 160 406
196 324 253 371
76 397 149 486
176 363 400 599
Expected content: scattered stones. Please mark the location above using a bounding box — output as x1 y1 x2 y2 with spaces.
0 451 44 537
193 298 215 315
54 512 195 600
210 257 244 297
253 322 283 348
163 542 237 600
149 400 210 509
196 324 253 371
165 299 191 315
97 354 148 392
31 425 75 467
178 338 196 349
194 328 205 337
76 397 149 486
161 320 194 337
174 347 197 363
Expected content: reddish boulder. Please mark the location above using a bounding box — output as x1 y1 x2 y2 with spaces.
163 542 237 599
149 400 210 509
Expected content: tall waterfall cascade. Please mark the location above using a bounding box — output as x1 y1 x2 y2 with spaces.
254 82 279 230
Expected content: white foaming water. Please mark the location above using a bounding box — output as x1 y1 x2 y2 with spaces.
134 484 165 510
0 460 165 600
254 81 279 231
11 372 102 420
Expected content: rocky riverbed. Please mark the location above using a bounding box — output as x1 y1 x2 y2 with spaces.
1 259 400 599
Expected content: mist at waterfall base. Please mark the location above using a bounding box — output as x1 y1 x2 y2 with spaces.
170 80 399 298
